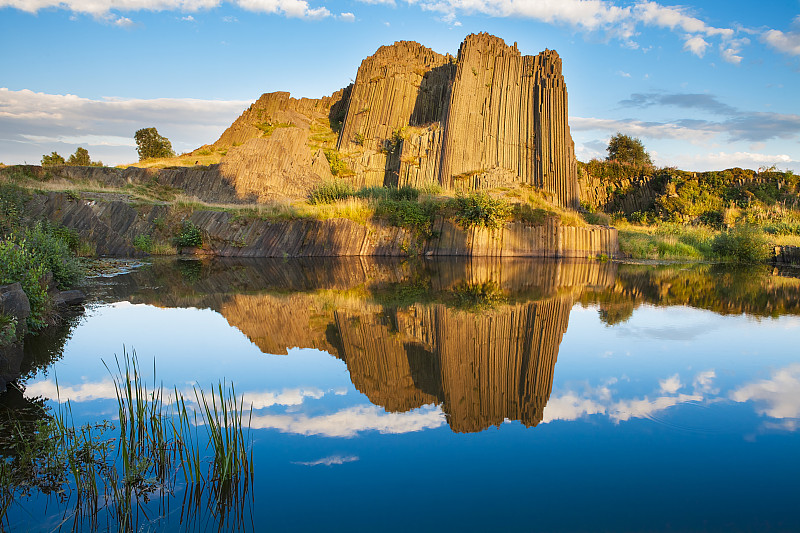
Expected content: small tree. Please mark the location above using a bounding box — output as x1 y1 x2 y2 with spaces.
66 147 92 166
606 133 652 166
41 151 65 166
135 127 175 161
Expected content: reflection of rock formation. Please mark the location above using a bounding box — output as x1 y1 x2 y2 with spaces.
331 260 611 432
335 299 572 432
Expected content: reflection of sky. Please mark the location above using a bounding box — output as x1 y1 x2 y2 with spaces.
19 299 800 531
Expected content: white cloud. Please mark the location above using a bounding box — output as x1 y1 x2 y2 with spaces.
617 70 631 78
222 15 238 21
0 0 221 16
570 116 717 142
683 35 709 57
181 14 195 21
659 373 682 394
0 87 249 165
339 12 355 22
250 404 445 437
293 455 359 466
762 28 800 57
668 151 799 173
236 0 330 18
244 387 325 408
731 364 800 420
114 16 135 27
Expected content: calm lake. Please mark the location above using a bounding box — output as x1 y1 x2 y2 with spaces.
3 257 800 531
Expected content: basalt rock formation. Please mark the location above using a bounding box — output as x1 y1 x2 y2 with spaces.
209 33 580 207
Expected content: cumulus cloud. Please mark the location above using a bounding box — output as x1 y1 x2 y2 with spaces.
0 0 221 16
293 455 359 466
682 35 709 57
762 16 800 57
339 12 355 22
236 0 330 19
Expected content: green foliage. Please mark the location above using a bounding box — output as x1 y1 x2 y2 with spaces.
22 222 84 289
449 281 507 312
0 181 30 235
355 185 419 202
134 127 175 161
65 147 102 167
512 203 552 226
712 226 771 263
375 199 440 238
176 221 203 248
606 133 652 166
41 152 65 166
133 234 153 253
308 180 356 205
254 121 294 137
450 192 511 229
322 149 352 176
0 313 16 346
0 238 48 330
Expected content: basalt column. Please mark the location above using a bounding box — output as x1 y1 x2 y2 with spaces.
438 33 579 208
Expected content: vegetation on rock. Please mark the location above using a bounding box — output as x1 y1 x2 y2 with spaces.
606 133 652 167
134 127 175 161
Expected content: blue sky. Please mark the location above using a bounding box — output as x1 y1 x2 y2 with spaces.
1 0 799 171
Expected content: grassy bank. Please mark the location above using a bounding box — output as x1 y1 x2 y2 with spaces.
0 180 85 332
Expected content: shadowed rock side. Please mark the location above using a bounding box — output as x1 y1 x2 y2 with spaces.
337 41 455 187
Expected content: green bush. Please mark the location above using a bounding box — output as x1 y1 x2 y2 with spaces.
22 222 84 289
450 192 511 229
177 221 203 248
375 199 440 237
0 181 30 235
356 185 420 202
133 234 153 253
308 181 356 205
0 238 48 329
712 226 770 263
0 313 18 345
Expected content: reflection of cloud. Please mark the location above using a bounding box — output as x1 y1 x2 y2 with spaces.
250 404 445 437
27 379 328 409
245 388 325 408
731 364 800 420
659 374 682 394
542 393 605 423
610 393 702 422
26 379 117 403
544 371 710 424
693 370 717 394
293 455 359 466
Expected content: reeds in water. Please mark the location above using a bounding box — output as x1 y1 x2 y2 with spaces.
0 349 254 531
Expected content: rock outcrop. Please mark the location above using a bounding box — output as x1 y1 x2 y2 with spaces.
333 33 580 206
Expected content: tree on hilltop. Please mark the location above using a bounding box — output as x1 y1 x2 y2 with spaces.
606 133 652 167
67 147 92 166
135 127 175 161
41 151 65 166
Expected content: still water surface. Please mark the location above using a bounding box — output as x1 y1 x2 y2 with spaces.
4 258 800 531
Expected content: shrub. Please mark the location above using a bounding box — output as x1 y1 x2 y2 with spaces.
133 234 153 253
712 226 770 263
375 199 439 237
0 238 48 329
450 192 511 229
177 221 203 248
22 222 84 289
308 180 356 205
0 313 17 345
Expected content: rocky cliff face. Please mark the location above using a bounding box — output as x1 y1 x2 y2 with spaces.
201 33 579 206
333 33 579 206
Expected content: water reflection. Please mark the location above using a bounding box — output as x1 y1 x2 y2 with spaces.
81 258 800 434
